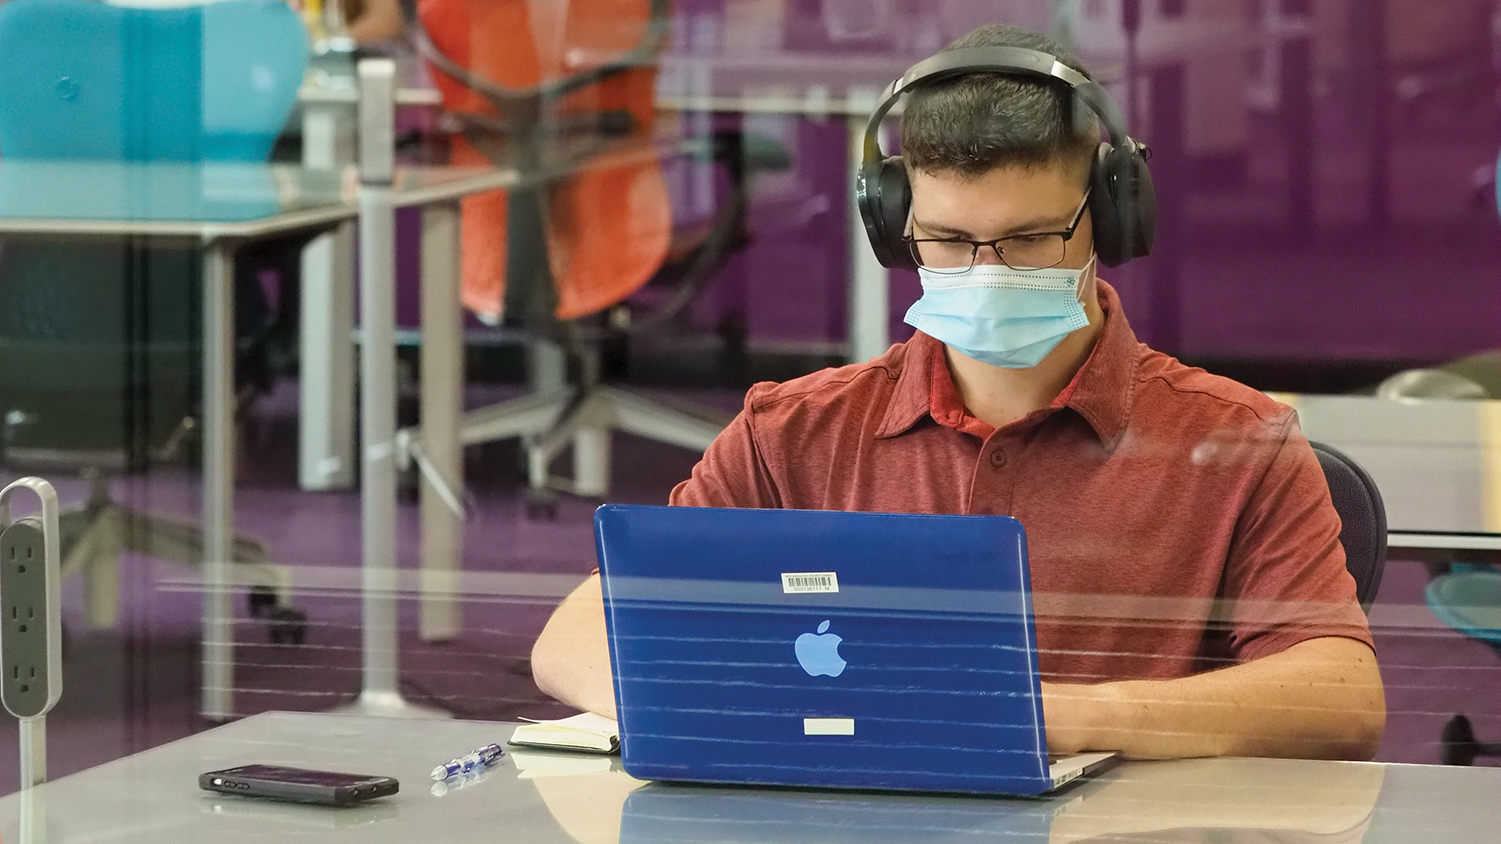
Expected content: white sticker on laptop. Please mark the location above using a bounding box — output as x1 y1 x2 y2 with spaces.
804 718 855 736
782 572 839 594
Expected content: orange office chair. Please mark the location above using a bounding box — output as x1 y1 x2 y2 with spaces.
418 0 671 323
401 0 765 513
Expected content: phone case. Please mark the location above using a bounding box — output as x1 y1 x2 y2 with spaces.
199 765 400 806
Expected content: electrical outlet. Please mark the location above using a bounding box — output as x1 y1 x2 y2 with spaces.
0 516 62 719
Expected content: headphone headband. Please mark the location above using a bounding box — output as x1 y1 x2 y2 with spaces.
862 46 1130 161
855 43 1156 272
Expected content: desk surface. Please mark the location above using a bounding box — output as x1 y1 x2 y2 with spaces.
0 711 1494 843
0 162 513 239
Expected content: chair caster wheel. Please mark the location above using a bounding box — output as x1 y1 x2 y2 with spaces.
247 585 278 619
1441 714 1479 766
268 607 308 646
525 492 559 521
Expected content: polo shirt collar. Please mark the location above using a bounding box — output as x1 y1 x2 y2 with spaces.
874 280 1139 449
874 336 935 439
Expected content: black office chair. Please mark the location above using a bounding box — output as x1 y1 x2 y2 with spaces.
1309 441 1387 614
0 240 306 644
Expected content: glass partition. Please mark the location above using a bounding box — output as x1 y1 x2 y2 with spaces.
0 0 1496 835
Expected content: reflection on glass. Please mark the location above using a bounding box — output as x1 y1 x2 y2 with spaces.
200 794 401 831
524 750 641 844
609 759 1384 844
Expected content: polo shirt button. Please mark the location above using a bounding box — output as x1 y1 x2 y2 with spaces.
989 450 1007 468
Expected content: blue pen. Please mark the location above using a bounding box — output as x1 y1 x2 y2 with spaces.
431 743 505 781
431 765 492 797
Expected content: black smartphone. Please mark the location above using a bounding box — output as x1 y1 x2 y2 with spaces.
199 765 400 807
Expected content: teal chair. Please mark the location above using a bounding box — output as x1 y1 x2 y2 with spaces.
1428 570 1501 764
0 0 308 161
0 0 311 641
1418 150 1501 766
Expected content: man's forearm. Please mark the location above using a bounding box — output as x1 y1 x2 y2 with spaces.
1044 637 1385 760
531 575 618 719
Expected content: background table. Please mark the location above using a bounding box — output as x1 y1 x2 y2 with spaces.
0 160 357 721
0 159 519 720
1277 394 1501 563
0 710 1496 843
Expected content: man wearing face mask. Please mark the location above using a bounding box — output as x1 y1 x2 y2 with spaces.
531 24 1386 761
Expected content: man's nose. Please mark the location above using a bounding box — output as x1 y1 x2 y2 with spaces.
973 244 1006 267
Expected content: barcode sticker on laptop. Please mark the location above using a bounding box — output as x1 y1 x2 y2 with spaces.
782 572 839 594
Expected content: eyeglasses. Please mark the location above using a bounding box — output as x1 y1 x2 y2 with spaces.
904 190 1092 274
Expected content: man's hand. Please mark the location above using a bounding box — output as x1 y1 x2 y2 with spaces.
1040 637 1385 760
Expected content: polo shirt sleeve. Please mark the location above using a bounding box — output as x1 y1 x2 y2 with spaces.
1220 414 1375 663
668 387 782 508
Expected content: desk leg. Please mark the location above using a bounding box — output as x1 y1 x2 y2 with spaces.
298 223 356 490
419 201 462 642
299 101 357 491
201 241 236 721
846 111 889 363
345 185 447 718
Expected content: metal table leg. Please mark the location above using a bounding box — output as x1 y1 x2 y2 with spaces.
418 200 463 642
201 240 236 721
340 57 446 717
299 100 357 491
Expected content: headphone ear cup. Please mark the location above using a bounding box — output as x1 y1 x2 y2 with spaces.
857 156 915 270
877 158 914 271
1089 140 1157 267
1092 138 1158 265
1125 144 1157 259
1089 143 1124 267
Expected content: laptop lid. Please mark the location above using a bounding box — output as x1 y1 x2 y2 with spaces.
595 504 1055 795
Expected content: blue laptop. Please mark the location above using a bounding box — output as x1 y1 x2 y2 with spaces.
594 504 1115 796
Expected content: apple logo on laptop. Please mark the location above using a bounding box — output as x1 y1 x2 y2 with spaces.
795 620 847 677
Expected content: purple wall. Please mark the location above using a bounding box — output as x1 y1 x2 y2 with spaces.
396 1 1501 366
674 1 1501 364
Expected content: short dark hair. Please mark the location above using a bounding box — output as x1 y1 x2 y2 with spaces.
899 24 1100 179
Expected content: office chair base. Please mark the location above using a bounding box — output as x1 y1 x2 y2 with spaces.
57 503 296 636
516 385 729 502
406 383 733 508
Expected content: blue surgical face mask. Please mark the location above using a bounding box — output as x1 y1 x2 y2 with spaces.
903 257 1096 369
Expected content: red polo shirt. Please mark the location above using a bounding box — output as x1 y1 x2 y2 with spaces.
670 281 1373 683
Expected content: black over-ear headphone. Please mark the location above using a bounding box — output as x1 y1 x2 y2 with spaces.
855 46 1157 270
